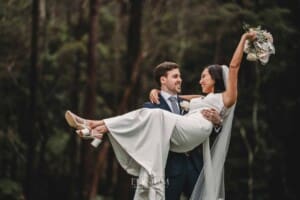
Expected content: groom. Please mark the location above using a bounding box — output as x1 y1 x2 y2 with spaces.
143 61 222 200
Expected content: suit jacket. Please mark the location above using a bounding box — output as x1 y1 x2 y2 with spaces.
143 94 203 177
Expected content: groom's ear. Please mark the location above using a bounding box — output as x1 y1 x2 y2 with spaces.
160 76 166 84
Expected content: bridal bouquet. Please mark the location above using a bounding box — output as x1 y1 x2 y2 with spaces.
243 24 275 65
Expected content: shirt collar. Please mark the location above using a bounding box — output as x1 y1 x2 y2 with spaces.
161 90 177 101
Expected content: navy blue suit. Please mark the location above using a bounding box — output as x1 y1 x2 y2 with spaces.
143 94 203 200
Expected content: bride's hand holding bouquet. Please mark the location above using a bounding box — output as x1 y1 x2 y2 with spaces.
243 24 275 65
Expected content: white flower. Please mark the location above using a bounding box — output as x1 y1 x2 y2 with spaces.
243 24 275 65
180 100 190 112
246 53 258 61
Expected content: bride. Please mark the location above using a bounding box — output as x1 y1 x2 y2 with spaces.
65 31 256 200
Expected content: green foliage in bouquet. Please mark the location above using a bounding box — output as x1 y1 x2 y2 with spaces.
243 23 275 65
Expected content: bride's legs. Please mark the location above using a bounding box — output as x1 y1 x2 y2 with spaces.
65 110 109 147
66 108 177 147
65 110 107 139
65 110 105 129
65 110 87 129
76 122 108 139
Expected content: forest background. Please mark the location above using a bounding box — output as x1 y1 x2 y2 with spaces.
0 0 299 200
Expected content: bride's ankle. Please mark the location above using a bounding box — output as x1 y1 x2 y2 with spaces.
94 124 108 134
89 120 104 129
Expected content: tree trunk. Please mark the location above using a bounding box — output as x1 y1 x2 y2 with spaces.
68 1 87 200
119 0 144 113
82 0 101 199
25 0 40 199
115 1 144 199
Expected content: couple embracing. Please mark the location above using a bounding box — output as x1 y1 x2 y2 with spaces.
142 61 223 200
65 31 257 199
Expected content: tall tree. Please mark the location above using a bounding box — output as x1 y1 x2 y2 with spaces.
82 0 101 199
68 1 88 200
119 0 144 113
24 0 40 199
114 0 144 199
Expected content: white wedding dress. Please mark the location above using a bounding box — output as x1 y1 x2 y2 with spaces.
104 93 231 200
103 65 234 199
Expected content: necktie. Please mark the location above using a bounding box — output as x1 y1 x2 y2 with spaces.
169 96 180 114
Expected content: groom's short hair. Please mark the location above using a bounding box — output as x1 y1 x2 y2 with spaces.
154 61 179 86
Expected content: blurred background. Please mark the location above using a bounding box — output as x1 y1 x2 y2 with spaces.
0 0 299 200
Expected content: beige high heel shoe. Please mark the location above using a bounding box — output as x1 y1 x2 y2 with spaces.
65 110 102 147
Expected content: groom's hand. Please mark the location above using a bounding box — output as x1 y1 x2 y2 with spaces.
149 89 160 104
201 108 222 126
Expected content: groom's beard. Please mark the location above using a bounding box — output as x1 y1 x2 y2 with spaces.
161 82 181 94
175 83 182 93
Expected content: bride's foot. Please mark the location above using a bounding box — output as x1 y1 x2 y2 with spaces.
65 110 90 130
65 110 106 147
76 129 104 147
75 129 103 140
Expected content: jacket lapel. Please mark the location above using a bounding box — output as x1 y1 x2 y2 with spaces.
158 94 172 112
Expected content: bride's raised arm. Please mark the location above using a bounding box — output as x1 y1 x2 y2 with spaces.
222 32 256 108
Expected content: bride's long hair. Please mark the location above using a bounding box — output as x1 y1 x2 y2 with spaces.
206 64 226 93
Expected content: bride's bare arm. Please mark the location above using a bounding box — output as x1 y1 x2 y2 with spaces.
178 95 202 101
149 89 201 103
223 31 256 108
